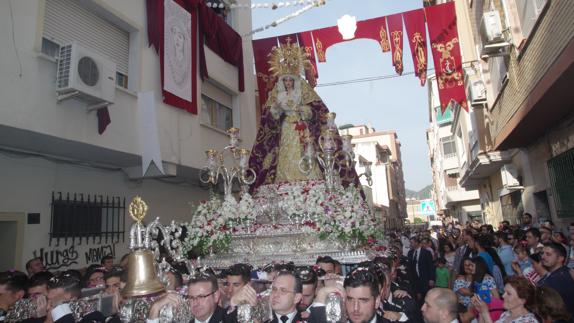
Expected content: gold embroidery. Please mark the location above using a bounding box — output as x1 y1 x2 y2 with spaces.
412 32 427 82
315 38 325 62
432 38 463 89
391 30 403 74
379 26 390 52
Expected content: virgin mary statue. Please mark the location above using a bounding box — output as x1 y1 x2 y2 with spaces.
249 41 360 193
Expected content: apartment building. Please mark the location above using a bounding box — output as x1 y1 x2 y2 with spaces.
339 125 407 229
427 75 481 225
451 0 574 227
0 0 256 271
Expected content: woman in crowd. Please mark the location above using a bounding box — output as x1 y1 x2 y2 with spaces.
453 258 474 311
472 276 539 323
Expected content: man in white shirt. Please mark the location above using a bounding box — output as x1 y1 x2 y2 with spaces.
421 288 459 323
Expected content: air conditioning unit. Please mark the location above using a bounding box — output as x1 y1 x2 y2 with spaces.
464 72 487 105
56 42 116 107
501 164 521 188
480 11 510 58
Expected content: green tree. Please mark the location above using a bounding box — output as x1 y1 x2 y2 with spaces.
414 217 425 224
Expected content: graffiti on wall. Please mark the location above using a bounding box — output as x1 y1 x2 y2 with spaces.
33 245 79 270
84 244 116 264
32 244 117 270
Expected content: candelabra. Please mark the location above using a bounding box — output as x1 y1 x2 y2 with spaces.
199 128 257 197
299 113 372 191
340 134 373 186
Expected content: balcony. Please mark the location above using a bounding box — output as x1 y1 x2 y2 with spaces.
459 150 512 190
446 186 479 205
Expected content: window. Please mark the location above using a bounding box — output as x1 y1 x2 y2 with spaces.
547 148 574 218
489 56 508 99
42 0 131 88
515 0 548 38
441 136 457 158
50 192 125 245
201 95 233 131
41 38 60 59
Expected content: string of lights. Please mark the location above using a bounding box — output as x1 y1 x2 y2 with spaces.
245 0 327 36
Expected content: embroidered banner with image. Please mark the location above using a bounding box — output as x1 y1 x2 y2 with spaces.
426 1 468 112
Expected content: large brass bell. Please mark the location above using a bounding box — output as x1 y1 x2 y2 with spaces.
122 249 165 297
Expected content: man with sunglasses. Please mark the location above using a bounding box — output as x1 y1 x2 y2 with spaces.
148 270 230 323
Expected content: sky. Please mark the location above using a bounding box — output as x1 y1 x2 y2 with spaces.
251 0 433 191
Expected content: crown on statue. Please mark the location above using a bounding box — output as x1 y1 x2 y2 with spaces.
268 38 313 78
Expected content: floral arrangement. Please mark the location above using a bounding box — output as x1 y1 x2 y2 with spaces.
182 192 257 256
181 180 384 257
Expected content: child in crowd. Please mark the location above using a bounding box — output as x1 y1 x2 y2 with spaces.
435 257 450 288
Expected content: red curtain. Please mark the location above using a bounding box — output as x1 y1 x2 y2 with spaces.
196 2 244 92
312 26 343 62
426 2 468 112
253 37 278 110
355 16 391 53
146 0 197 114
403 9 428 86
387 13 404 75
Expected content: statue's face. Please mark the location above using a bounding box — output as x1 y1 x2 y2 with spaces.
282 77 294 90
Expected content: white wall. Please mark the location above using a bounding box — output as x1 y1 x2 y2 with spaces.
0 153 210 271
0 0 257 171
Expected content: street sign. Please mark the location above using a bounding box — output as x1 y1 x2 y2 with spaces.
420 199 436 216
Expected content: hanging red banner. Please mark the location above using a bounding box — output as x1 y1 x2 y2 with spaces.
403 9 428 86
387 13 404 75
253 37 278 111
355 16 391 53
298 31 319 87
312 26 343 63
426 2 468 112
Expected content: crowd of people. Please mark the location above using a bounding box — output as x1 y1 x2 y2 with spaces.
0 216 573 323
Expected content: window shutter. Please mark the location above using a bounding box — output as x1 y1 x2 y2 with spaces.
43 0 130 74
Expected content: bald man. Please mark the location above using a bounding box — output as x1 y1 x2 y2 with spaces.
421 288 459 323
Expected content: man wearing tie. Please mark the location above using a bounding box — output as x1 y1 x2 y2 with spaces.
407 237 435 303
268 271 304 323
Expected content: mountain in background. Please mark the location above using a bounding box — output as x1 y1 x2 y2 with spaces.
405 184 432 200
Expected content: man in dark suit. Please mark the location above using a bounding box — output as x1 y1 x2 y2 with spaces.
266 271 304 323
407 237 435 303
378 268 420 323
148 270 230 323
309 267 387 323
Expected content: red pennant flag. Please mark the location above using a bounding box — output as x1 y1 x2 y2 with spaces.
253 37 278 110
403 9 428 86
298 31 319 87
387 14 404 75
356 16 391 52
311 26 343 62
426 2 468 112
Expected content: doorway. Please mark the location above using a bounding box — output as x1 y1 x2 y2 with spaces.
0 213 25 271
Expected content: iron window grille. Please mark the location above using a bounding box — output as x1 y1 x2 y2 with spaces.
547 149 574 218
50 192 125 246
